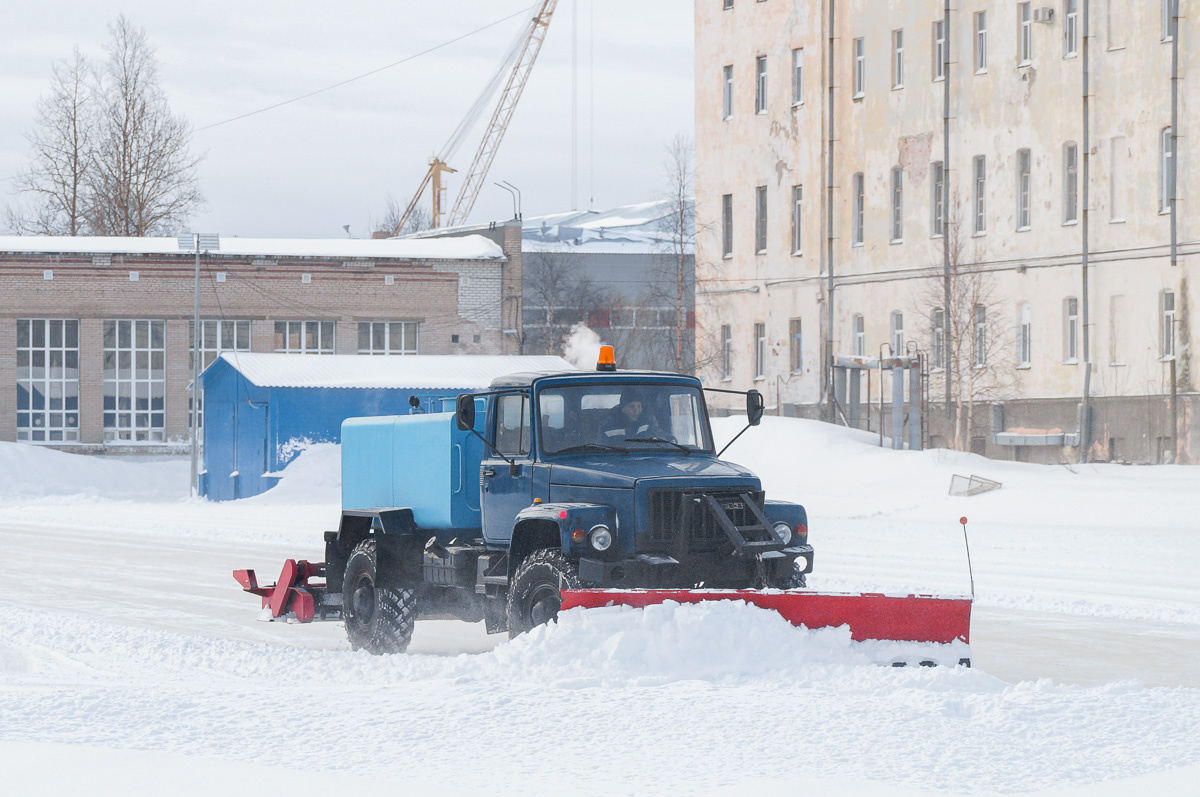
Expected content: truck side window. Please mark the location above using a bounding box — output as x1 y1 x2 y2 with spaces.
496 393 530 456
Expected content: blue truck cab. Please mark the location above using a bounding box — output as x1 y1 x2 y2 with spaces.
324 362 814 653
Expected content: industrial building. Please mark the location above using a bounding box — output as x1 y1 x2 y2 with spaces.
695 0 1195 463
417 200 696 373
0 229 522 452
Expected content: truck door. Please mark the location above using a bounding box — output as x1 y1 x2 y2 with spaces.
481 392 533 545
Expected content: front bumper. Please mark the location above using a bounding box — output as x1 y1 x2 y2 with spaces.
579 544 813 589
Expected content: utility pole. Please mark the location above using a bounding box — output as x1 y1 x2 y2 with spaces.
943 0 952 424
178 233 220 497
825 0 836 423
1080 0 1092 463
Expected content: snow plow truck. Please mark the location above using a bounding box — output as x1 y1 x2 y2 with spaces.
235 347 972 663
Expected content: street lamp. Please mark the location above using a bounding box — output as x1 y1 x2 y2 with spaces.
177 233 220 497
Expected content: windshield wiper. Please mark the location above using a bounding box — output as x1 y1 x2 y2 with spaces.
625 437 693 455
554 442 628 455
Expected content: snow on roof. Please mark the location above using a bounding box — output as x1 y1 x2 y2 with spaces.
0 235 504 261
521 198 693 255
210 352 576 390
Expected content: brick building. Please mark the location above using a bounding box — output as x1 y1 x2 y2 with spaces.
0 224 522 452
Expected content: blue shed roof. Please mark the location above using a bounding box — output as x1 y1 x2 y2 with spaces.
200 352 576 391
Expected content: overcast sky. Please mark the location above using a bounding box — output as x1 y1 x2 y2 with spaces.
0 1 694 239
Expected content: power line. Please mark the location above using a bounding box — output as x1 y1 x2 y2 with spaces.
194 4 537 133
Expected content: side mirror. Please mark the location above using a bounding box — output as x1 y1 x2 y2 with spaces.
746 389 764 426
455 393 476 431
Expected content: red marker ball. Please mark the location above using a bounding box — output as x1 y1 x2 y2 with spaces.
959 516 968 525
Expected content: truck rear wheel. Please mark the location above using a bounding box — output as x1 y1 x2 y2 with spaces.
343 539 416 655
506 548 580 638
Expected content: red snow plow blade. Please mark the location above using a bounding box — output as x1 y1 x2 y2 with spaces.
561 589 971 646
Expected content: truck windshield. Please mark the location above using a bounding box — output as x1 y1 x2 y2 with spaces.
537 383 714 455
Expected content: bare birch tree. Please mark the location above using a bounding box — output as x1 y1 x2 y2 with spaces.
655 134 696 374
8 48 95 235
374 195 430 237
917 197 1013 450
523 243 607 356
85 15 203 236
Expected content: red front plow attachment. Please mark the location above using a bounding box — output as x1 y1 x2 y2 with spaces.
561 589 972 664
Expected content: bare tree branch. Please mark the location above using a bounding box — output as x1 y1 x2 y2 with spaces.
85 15 205 236
10 47 95 235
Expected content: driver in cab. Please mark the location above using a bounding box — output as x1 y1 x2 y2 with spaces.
603 392 663 441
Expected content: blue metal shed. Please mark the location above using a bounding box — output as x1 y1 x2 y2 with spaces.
197 353 573 501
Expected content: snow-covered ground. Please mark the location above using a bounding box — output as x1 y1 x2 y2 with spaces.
2 419 1199 795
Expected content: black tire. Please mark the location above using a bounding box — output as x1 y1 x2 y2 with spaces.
506 548 580 638
342 538 416 655
766 560 808 590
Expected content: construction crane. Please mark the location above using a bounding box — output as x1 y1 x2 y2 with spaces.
393 0 558 236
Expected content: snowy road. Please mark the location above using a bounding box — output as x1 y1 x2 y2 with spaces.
4 522 1196 688
3 420 1200 795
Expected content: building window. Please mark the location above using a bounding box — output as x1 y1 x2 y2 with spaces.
721 324 733 379
274 321 335 354
791 185 803 254
931 308 945 369
974 304 987 366
852 314 865 356
1162 0 1175 41
974 156 987 234
1111 135 1127 222
852 172 865 245
722 193 733 256
753 322 766 379
1017 149 1032 230
931 161 946 236
1017 302 1032 367
890 312 904 354
1063 142 1079 223
724 0 733 8
722 65 734 119
1064 0 1078 56
1160 127 1174 213
755 186 768 253
103 319 165 443
1161 290 1176 358
975 11 988 72
933 19 946 81
789 318 803 373
890 166 904 242
358 321 419 355
190 320 251 371
16 319 80 443
892 29 904 89
792 48 804 104
1063 297 1079 362
1019 3 1033 64
755 55 768 113
189 320 251 429
853 38 865 98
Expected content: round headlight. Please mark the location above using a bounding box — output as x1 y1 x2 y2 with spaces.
589 524 613 552
773 522 793 545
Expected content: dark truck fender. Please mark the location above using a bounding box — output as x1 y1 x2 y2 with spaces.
324 508 422 593
508 502 618 577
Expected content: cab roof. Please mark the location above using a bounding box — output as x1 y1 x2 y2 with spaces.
489 369 703 389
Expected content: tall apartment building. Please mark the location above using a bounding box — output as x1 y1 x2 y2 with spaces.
696 0 1194 463
0 228 521 452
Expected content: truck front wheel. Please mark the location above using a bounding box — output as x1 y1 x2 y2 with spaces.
506 548 580 638
343 539 416 655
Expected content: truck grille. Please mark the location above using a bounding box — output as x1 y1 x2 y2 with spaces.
646 489 764 553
